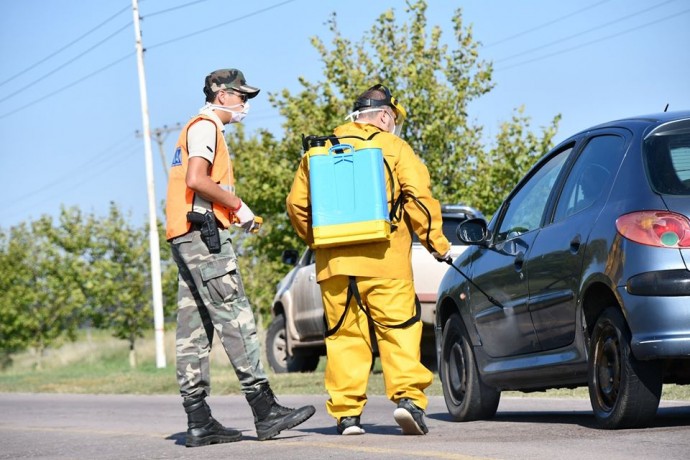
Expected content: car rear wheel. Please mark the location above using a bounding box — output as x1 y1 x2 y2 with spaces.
266 314 320 373
440 314 500 421
588 307 662 429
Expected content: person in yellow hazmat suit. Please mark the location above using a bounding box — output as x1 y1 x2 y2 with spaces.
286 84 451 435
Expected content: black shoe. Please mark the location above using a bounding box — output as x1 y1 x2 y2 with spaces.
393 398 428 435
183 395 242 447
337 416 365 435
247 384 316 441
186 417 242 447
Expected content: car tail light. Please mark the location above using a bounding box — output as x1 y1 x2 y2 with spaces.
616 211 690 248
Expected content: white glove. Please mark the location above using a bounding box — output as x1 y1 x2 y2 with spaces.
432 246 452 263
234 201 256 233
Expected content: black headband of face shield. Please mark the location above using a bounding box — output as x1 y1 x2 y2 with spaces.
353 84 399 115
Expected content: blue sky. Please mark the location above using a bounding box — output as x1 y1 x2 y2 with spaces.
1 0 688 229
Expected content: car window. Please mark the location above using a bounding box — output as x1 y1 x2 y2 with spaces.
554 135 624 221
442 218 465 245
410 212 476 245
495 148 571 243
303 249 316 265
645 121 690 195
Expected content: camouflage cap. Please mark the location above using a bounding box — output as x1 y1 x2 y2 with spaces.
203 68 260 99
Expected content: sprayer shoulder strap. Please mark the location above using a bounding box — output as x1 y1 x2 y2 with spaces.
324 276 421 338
327 131 380 150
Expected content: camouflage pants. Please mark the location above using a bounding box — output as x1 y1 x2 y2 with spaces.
170 228 268 398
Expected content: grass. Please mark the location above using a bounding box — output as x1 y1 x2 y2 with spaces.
0 328 371 396
2 327 689 401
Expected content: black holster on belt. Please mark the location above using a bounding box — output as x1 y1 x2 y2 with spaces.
187 211 221 253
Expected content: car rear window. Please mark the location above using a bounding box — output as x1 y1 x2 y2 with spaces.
443 218 465 244
645 120 690 195
411 215 466 245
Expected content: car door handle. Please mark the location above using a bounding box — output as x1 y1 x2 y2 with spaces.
570 234 581 254
514 251 525 271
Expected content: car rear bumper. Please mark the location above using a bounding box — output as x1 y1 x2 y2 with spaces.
631 334 690 360
418 299 436 325
626 269 690 296
619 274 690 359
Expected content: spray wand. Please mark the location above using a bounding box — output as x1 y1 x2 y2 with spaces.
440 257 505 309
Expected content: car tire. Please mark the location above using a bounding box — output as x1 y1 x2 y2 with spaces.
588 307 662 429
266 314 320 373
440 314 500 421
290 349 321 373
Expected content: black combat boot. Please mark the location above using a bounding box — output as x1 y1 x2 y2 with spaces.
246 384 316 441
183 394 242 447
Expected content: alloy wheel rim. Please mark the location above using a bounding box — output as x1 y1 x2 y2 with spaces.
274 328 288 366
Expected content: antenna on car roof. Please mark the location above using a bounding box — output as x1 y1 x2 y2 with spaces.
664 103 669 112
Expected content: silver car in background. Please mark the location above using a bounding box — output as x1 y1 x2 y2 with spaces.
266 205 483 373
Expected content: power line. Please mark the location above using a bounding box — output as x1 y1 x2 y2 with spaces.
0 4 130 89
0 0 299 121
0 134 139 213
55 144 141 201
145 0 212 18
147 0 297 50
495 7 690 72
494 0 678 64
485 0 613 48
0 22 132 105
0 52 134 120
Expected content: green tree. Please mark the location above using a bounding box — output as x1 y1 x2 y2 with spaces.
156 199 182 333
86 203 155 368
230 0 560 320
159 221 180 323
0 212 89 369
229 125 301 315
1 204 176 370
269 0 560 212
469 106 562 214
0 225 35 367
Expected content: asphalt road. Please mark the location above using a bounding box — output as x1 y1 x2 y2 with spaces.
1 393 689 459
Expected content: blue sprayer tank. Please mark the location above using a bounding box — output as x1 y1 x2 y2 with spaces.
307 139 391 248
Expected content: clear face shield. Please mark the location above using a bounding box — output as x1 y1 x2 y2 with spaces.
387 98 406 137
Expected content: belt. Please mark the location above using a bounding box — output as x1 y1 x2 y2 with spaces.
189 222 225 231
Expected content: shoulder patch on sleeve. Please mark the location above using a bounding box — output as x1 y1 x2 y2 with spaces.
171 147 182 166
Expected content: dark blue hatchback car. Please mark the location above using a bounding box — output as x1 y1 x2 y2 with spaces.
435 111 690 429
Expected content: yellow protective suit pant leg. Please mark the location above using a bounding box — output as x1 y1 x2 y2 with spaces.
320 275 433 420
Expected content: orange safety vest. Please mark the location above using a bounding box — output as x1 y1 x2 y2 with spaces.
165 114 235 240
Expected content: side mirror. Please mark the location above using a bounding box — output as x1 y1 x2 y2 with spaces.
456 218 490 245
281 249 300 266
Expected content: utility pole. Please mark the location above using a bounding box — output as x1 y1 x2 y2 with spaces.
136 123 182 179
132 0 166 368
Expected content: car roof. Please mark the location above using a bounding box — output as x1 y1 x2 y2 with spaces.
441 204 485 220
579 110 690 134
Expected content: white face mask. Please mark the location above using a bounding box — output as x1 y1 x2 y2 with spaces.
203 102 251 124
345 108 397 135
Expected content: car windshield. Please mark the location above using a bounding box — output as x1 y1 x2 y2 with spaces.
644 120 690 195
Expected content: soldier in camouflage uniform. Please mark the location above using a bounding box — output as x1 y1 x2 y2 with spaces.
166 68 315 448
